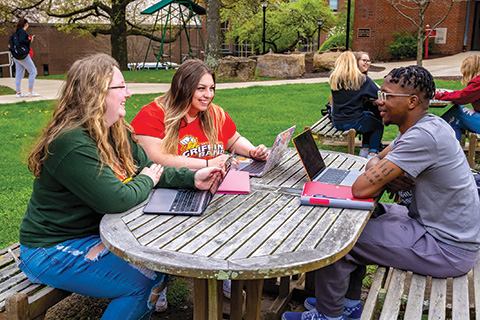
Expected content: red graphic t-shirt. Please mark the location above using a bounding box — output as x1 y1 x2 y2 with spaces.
131 101 237 159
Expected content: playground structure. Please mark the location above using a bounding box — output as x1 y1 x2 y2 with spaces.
140 0 206 70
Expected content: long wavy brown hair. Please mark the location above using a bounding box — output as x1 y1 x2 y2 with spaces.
28 53 138 178
156 59 225 156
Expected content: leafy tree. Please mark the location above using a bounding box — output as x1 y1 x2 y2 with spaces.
387 0 454 66
222 0 335 54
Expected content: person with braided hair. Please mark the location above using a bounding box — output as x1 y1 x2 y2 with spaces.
283 66 480 320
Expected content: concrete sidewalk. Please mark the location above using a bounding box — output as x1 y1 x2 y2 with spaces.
1 51 478 105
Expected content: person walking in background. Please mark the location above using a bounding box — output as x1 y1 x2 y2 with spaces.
18 53 223 319
435 54 480 141
12 17 39 98
329 51 384 159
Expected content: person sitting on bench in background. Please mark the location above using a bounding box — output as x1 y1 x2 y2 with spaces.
435 54 480 141
329 51 384 159
283 65 480 320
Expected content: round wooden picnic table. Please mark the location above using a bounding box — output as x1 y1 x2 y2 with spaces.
100 149 372 320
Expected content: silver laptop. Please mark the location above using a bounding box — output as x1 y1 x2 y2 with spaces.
143 152 234 216
237 125 296 177
293 129 362 186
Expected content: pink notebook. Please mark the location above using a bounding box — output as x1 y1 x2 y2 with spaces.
217 170 251 194
301 181 374 210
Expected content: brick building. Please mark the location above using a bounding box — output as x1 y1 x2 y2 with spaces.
352 0 480 61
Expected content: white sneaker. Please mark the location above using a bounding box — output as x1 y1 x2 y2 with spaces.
359 149 369 158
16 93 26 98
155 287 168 313
27 91 40 97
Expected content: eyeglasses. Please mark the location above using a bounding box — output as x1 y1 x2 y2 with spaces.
377 90 413 102
360 59 371 63
108 85 128 91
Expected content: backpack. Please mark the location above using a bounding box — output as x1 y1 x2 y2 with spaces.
8 32 29 60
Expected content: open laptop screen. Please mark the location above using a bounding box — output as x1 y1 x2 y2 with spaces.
292 129 327 181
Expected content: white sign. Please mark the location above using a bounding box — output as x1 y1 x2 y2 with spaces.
435 28 447 44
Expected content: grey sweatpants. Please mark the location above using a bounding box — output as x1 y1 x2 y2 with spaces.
315 203 479 317
14 55 37 92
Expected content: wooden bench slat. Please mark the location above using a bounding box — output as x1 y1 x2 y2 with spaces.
0 243 72 319
379 268 406 320
451 273 469 320
403 273 427 319
360 267 386 320
474 259 480 320
427 278 447 320
306 115 357 155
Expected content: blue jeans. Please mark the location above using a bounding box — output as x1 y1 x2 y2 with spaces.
19 235 167 320
333 111 384 153
14 55 37 92
441 104 480 141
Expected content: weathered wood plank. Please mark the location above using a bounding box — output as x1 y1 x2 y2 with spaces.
360 266 386 320
403 272 426 319
379 268 406 320
451 273 469 320
474 259 480 320
428 278 447 320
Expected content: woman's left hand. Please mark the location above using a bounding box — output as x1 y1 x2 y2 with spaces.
249 145 268 160
194 167 225 190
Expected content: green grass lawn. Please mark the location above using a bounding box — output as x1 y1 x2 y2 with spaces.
36 68 278 83
0 79 463 249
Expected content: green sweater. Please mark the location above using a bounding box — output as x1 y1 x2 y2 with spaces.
20 127 196 248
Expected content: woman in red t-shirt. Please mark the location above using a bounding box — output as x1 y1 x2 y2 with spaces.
131 59 267 169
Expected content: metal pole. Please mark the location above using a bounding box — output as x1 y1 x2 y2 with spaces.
262 6 266 54
346 0 351 50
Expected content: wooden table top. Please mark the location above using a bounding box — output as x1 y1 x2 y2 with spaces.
100 149 371 281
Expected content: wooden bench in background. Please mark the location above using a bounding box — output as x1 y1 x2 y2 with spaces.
462 131 480 169
304 116 358 155
0 243 70 320
361 259 480 320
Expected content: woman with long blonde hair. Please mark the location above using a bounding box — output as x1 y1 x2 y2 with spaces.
19 53 222 319
436 54 480 141
131 59 267 169
329 51 384 158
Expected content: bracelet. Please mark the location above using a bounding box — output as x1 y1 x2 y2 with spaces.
206 159 209 167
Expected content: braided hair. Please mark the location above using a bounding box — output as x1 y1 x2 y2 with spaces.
385 66 435 101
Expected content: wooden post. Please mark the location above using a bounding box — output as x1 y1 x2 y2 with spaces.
6 293 28 320
245 279 264 320
347 129 356 155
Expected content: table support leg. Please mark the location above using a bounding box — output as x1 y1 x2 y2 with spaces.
245 279 264 320
207 279 223 320
230 280 244 320
193 279 208 320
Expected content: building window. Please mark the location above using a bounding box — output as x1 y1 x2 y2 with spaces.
330 0 338 12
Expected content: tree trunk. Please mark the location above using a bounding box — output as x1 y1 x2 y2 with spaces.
110 3 128 70
416 29 423 67
205 0 221 70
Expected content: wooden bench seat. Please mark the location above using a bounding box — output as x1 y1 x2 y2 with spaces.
305 115 358 155
462 131 480 168
361 259 480 320
0 243 70 320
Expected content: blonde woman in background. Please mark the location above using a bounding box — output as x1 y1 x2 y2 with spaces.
329 51 384 159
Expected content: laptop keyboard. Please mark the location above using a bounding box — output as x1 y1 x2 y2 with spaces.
317 168 349 184
241 160 266 174
170 190 204 212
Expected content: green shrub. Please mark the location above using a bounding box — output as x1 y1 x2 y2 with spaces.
166 278 190 308
319 33 351 51
386 31 434 60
